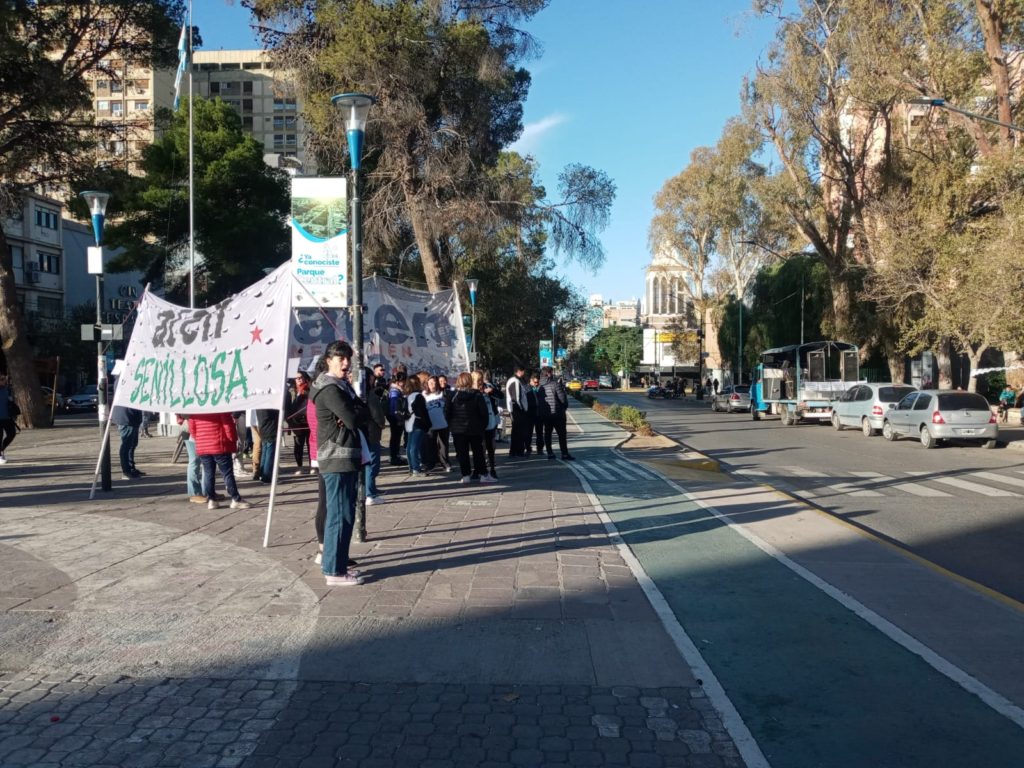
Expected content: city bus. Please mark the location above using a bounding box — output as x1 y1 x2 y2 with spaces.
750 341 860 425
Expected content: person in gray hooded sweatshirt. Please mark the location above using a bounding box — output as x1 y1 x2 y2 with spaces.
310 340 370 587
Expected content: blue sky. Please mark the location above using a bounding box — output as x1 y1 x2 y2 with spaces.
193 0 778 302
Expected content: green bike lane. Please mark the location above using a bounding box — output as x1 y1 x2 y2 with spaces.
565 406 1024 768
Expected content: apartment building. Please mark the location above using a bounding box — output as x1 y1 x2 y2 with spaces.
87 57 175 174
3 193 67 326
191 49 312 173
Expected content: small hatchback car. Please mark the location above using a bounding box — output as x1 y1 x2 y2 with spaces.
831 383 917 436
882 390 998 449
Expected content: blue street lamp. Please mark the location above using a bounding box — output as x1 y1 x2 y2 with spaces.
466 278 478 370
332 92 374 541
80 190 112 491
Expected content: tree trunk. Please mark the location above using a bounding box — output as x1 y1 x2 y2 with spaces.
935 336 954 389
830 275 853 340
966 346 987 393
401 158 444 294
887 352 904 384
975 0 1016 147
0 228 47 427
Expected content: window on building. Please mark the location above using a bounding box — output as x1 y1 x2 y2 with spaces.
111 80 123 93
243 81 253 94
96 79 110 92
242 116 254 130
97 99 110 112
111 101 123 116
242 98 253 112
38 251 60 274
36 296 63 319
210 81 221 95
8 245 24 268
285 133 296 146
273 134 284 149
134 100 149 111
35 208 58 230
273 96 297 111
243 61 262 70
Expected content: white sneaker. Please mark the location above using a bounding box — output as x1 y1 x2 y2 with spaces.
314 552 322 565
460 476 471 484
0 454 7 465
207 499 220 510
480 474 497 483
230 498 251 510
365 496 377 506
233 460 244 474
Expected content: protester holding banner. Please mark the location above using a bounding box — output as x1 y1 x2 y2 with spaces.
189 412 252 510
255 408 279 483
110 398 144 480
287 373 311 475
311 340 369 586
448 372 490 483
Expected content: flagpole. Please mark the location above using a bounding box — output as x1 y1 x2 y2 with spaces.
187 0 195 309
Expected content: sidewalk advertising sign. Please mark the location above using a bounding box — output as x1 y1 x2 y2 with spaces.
290 177 348 309
539 339 553 367
111 264 292 413
289 276 470 377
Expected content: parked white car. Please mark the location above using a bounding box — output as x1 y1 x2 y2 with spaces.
831 383 917 436
882 390 998 449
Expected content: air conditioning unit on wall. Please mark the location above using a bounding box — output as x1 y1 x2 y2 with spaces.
25 262 40 283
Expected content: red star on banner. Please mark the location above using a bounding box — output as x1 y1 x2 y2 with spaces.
251 326 264 343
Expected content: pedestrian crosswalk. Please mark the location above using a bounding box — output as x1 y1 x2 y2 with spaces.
572 457 664 484
733 465 1024 500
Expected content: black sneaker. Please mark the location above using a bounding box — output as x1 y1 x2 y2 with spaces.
547 453 556 460
561 454 576 461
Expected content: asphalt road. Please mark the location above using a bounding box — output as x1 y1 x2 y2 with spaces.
600 391 1024 606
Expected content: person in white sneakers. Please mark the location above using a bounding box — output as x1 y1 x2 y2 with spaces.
189 412 252 510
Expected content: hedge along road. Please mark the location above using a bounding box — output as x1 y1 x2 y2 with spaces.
565 404 1024 768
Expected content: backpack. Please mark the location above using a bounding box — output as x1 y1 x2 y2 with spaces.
394 392 411 422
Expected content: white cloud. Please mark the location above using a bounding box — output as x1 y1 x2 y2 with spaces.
510 113 568 154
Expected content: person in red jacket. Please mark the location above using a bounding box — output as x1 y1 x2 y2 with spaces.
189 413 252 511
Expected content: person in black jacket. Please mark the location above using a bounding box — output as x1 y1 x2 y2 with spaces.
525 372 543 456
286 372 311 475
310 340 369 586
110 396 144 479
404 374 431 475
255 407 279 483
363 368 387 502
448 371 491 483
538 366 575 461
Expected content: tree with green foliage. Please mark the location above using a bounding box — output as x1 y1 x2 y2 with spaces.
0 0 182 427
245 0 613 293
88 97 291 304
577 327 642 381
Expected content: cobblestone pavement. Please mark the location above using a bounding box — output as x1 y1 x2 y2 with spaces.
0 415 744 767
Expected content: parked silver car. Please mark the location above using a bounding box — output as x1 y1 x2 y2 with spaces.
882 390 998 449
67 384 99 411
710 384 751 413
831 383 917 436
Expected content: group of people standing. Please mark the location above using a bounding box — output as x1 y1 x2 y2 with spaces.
505 365 575 461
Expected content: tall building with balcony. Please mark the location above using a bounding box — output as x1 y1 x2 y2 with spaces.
191 50 312 174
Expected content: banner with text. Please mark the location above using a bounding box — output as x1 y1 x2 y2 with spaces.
290 177 348 308
112 264 292 413
289 277 470 377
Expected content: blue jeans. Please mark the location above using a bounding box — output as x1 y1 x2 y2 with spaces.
259 439 276 481
117 424 139 474
199 453 241 502
184 438 202 496
365 442 381 497
406 429 425 472
322 471 358 576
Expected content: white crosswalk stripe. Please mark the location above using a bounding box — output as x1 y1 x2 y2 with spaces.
970 471 1024 490
576 459 660 484
904 471 1018 498
731 465 1021 499
612 458 662 480
848 471 952 498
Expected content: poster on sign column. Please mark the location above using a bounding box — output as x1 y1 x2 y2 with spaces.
290 177 348 308
539 340 553 368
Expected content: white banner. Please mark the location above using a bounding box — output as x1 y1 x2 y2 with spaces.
289 276 470 376
290 177 348 308
113 264 292 413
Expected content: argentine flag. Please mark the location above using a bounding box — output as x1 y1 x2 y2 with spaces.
172 23 187 111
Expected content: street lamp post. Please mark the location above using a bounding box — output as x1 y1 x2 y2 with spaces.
906 97 1024 134
332 92 374 542
81 190 112 491
466 278 478 370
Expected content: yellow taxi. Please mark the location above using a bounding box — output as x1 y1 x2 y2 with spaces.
566 379 583 392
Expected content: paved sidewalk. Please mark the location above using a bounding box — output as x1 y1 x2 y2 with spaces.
0 416 741 767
